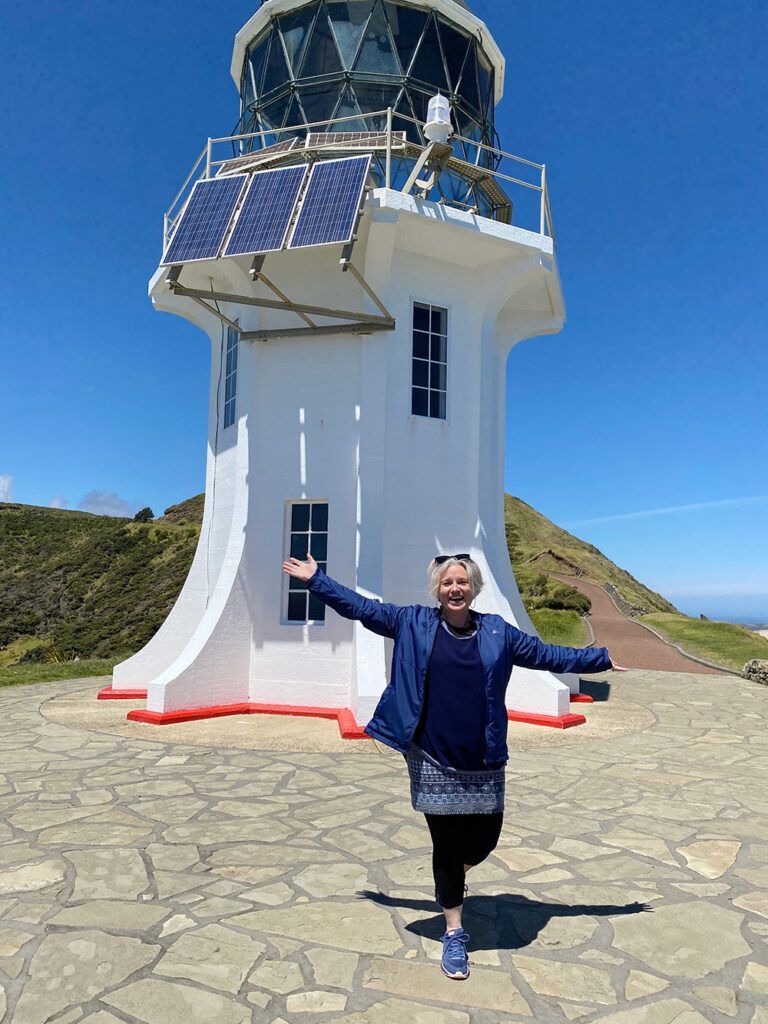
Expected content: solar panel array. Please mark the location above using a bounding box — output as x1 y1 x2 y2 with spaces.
217 138 300 176
306 132 406 151
162 176 246 265
163 154 371 265
224 165 308 257
289 155 371 250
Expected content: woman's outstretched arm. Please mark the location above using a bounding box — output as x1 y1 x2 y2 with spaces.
504 622 627 673
282 554 404 639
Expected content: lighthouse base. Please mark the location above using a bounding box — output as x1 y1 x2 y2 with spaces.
98 686 588 737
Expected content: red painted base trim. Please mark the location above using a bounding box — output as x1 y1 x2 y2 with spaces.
98 686 148 700
507 710 587 729
126 701 369 739
570 693 594 703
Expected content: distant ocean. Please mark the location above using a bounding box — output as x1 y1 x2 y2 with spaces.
674 599 768 630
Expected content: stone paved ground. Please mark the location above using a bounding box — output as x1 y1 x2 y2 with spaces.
1 670 768 1024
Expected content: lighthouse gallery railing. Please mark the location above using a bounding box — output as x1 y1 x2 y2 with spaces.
163 108 555 254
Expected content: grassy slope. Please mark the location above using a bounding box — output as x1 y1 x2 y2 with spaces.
528 609 587 646
0 499 201 663
641 614 768 673
505 494 678 614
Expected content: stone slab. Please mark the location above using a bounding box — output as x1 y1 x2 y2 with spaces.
363 957 531 1013
102 977 250 1024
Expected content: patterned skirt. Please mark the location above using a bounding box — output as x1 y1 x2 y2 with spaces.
406 745 505 815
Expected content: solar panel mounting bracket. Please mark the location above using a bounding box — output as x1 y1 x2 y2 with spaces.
166 274 394 342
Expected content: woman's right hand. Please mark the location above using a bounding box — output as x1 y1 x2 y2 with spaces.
282 553 318 582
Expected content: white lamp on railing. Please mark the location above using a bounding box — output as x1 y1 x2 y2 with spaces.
424 93 453 145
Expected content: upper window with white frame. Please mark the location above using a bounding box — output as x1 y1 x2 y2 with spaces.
223 325 239 429
285 502 329 623
412 302 447 420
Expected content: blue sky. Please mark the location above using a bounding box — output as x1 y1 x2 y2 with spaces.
2 0 766 621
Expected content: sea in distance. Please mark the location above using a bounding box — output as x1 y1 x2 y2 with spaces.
675 597 768 632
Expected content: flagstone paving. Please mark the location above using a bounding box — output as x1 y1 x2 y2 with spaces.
1 668 768 1022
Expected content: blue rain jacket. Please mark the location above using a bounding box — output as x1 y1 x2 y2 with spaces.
307 568 612 765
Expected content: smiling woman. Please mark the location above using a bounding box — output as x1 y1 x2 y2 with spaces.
282 550 624 980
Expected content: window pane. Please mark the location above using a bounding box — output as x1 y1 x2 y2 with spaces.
278 4 318 76
288 592 307 621
317 562 327 575
262 30 291 97
413 303 430 332
289 575 307 592
300 9 343 79
411 15 448 93
385 2 428 76
224 376 235 404
412 387 428 416
430 362 446 390
438 20 471 92
431 307 446 334
355 5 400 76
308 594 326 621
412 358 429 387
413 331 429 359
328 1 373 68
311 503 328 531
431 335 447 362
290 533 309 559
248 32 272 97
310 533 328 561
291 504 310 531
430 390 446 419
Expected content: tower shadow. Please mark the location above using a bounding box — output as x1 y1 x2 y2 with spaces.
358 890 648 950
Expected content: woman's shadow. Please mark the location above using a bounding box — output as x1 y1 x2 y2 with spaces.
358 890 649 950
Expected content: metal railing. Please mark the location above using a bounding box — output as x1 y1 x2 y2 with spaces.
163 108 554 250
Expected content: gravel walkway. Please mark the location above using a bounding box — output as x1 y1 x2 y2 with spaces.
1 668 767 1023
551 575 723 674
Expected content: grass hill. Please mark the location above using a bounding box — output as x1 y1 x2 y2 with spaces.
505 495 677 615
1 493 765 681
0 499 200 667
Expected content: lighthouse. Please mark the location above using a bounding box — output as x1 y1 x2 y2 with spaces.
111 0 584 729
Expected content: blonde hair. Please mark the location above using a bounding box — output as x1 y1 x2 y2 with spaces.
427 557 485 602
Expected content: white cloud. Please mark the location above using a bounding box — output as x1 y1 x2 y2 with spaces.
563 495 768 529
0 474 13 501
78 491 135 518
49 495 69 509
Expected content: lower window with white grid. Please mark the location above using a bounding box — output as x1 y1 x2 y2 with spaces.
285 501 329 623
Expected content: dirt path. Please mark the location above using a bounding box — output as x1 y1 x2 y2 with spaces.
551 574 723 674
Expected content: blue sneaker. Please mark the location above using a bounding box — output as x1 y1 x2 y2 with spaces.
440 928 470 980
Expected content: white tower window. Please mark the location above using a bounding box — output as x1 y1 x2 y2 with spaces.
285 502 329 623
412 302 447 419
223 326 239 429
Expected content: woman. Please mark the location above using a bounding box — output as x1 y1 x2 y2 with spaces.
282 552 626 980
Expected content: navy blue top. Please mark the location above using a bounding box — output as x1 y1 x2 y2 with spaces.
413 621 494 771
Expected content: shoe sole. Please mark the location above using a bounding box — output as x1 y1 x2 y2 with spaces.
441 964 470 980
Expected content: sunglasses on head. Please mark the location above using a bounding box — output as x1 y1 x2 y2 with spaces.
433 553 471 565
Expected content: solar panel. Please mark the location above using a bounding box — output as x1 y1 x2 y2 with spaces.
223 164 308 258
162 176 247 265
288 155 371 250
306 131 406 151
217 138 300 176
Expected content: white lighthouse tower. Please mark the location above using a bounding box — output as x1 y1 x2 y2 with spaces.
110 0 586 730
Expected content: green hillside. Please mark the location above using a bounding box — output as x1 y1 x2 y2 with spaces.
0 499 200 665
505 494 678 615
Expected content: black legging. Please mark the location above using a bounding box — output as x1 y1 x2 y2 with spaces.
425 812 504 909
